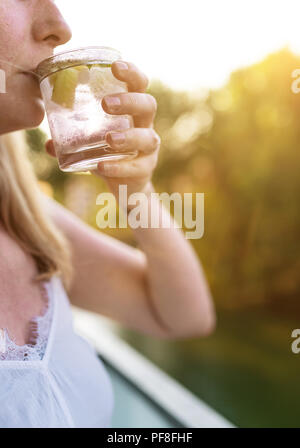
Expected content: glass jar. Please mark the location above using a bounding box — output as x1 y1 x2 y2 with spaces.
36 47 136 173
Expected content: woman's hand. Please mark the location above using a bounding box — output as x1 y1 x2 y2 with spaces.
45 60 160 200
95 60 160 199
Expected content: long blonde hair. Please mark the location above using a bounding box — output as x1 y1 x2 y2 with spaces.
0 131 73 291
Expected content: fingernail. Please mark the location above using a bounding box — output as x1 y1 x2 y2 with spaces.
110 132 125 146
115 61 128 73
104 96 121 110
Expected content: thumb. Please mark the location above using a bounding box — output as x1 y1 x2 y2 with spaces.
45 140 56 157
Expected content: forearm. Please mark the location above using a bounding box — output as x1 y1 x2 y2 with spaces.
43 187 214 339
129 182 216 338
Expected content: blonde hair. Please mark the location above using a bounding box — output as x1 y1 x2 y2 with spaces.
0 131 73 291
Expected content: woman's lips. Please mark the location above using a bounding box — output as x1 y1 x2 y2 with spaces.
21 71 39 80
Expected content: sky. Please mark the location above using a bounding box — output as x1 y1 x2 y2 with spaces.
55 0 300 91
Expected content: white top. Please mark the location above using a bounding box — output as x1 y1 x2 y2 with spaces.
0 275 114 428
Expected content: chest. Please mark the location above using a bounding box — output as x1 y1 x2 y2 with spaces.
0 228 45 345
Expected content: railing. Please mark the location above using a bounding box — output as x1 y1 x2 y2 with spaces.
73 308 234 428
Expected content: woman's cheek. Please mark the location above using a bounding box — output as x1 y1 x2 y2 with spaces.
0 5 27 73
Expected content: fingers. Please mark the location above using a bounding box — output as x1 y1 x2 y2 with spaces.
106 60 155 127
102 92 157 128
97 151 159 179
45 127 160 161
105 127 160 155
111 60 149 93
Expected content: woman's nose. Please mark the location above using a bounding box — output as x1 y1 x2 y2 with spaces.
32 0 72 48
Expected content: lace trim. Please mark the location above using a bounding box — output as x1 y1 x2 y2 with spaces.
0 281 53 361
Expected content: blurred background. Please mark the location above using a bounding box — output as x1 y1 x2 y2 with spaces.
27 0 300 427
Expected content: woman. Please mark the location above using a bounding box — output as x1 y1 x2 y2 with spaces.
0 0 215 428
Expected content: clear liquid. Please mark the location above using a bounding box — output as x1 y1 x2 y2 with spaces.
41 63 136 172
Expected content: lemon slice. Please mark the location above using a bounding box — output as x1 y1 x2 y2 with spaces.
51 67 79 109
89 66 127 99
49 72 58 87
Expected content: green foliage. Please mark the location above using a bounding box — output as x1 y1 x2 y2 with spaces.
151 48 300 310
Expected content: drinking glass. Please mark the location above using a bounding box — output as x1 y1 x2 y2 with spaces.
36 47 136 172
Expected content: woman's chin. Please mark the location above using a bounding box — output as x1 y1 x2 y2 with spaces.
23 99 45 129
0 96 46 134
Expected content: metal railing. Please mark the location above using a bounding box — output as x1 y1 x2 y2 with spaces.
73 309 234 428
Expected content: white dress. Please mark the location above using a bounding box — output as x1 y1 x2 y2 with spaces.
0 275 114 428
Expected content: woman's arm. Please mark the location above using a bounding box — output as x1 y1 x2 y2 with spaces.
45 193 215 340
44 59 215 340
